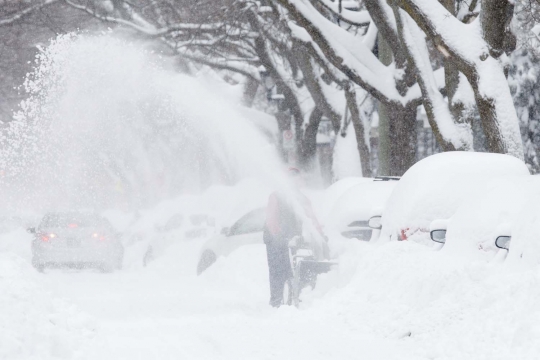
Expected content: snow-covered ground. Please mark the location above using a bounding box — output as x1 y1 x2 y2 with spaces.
4 212 540 360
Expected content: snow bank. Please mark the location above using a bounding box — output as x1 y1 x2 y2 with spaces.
313 240 540 360
0 228 34 261
0 253 95 359
380 152 529 243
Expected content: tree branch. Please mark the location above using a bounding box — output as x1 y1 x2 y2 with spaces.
0 0 62 26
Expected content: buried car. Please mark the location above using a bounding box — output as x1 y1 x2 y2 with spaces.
379 152 530 244
326 177 399 241
491 185 540 267
144 212 215 265
30 212 124 272
197 207 266 274
428 176 540 261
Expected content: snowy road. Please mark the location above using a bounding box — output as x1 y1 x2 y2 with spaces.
7 228 540 360
38 241 421 360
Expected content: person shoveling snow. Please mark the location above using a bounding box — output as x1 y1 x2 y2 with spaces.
263 167 331 307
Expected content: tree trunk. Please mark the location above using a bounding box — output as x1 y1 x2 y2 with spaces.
377 33 393 176
242 77 259 107
388 104 417 176
301 107 323 168
345 87 372 177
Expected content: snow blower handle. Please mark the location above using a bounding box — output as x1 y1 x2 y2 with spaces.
288 235 304 249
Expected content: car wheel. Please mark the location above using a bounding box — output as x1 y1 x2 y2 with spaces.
197 250 216 275
143 246 153 267
115 256 123 270
100 262 114 273
32 257 45 273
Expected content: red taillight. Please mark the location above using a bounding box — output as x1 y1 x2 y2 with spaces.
40 233 56 242
400 229 409 241
92 233 106 241
68 223 78 228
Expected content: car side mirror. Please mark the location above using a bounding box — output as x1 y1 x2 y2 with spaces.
430 229 447 244
368 216 382 230
495 235 511 250
220 227 230 236
27 227 36 234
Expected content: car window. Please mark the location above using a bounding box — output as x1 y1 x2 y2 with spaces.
39 213 112 229
228 208 266 236
162 214 184 231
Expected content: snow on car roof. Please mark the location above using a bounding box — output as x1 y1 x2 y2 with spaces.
380 152 530 242
327 180 398 229
320 177 372 222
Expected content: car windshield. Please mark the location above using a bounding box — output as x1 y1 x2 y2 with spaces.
229 208 266 236
39 213 111 229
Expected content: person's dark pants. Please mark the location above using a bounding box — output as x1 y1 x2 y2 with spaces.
265 242 292 307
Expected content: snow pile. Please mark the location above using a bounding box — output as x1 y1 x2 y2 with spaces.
380 152 529 242
0 253 95 359
311 240 540 360
0 228 34 261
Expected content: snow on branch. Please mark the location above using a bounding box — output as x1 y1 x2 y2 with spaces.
277 0 411 106
313 0 371 27
397 0 524 159
0 0 61 26
179 50 260 80
395 0 486 64
398 9 473 151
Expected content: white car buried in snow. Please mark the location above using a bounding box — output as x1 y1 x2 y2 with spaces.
197 208 266 274
429 176 540 263
30 212 124 272
144 212 215 265
326 177 399 241
379 152 530 244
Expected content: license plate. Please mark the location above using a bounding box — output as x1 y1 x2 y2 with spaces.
67 238 81 247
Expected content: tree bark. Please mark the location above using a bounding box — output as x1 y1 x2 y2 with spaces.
388 104 417 176
242 77 259 107
301 107 323 168
345 86 372 177
376 32 392 176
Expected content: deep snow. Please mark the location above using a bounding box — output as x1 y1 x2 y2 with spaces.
6 220 540 360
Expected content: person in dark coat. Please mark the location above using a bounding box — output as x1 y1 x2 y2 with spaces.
263 168 324 307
